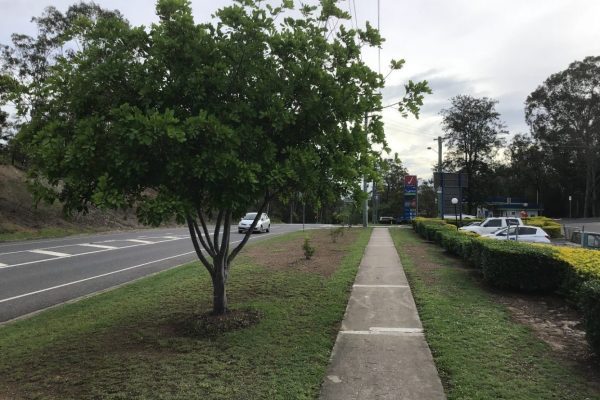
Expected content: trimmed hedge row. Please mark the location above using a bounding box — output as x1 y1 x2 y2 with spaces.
411 217 600 354
523 216 563 238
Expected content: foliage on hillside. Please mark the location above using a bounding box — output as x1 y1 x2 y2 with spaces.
0 165 142 240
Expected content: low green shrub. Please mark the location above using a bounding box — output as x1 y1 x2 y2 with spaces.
440 229 475 258
480 241 565 292
302 237 315 260
330 227 345 243
445 218 483 228
579 280 600 355
412 217 600 354
523 217 562 238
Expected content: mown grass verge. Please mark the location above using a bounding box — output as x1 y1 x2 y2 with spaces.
0 228 372 400
390 227 600 400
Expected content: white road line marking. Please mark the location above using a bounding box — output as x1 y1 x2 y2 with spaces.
0 238 186 269
78 244 118 250
353 284 409 288
0 263 7 268
0 234 285 303
29 249 71 257
126 239 154 244
162 236 179 240
0 251 197 304
0 230 277 270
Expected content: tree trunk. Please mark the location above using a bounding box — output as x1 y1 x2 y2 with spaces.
187 197 268 316
211 248 230 315
212 271 227 315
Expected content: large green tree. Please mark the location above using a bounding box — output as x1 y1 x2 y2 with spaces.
440 95 506 213
3 0 428 314
375 153 408 219
525 56 600 217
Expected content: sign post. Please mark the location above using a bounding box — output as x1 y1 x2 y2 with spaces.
404 175 418 222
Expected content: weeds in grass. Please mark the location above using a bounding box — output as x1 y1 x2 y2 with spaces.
329 227 345 243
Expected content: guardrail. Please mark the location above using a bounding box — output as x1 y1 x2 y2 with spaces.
563 226 600 249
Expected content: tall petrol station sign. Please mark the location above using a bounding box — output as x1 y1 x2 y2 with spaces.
403 175 418 221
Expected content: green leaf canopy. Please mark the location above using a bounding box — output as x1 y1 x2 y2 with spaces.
17 0 390 222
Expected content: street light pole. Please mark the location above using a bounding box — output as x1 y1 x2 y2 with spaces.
569 195 572 218
451 197 458 230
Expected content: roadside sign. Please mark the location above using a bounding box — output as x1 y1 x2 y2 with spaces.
403 175 418 221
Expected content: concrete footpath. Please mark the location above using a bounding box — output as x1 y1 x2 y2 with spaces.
319 228 446 400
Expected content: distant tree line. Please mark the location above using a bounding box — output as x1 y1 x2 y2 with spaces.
436 56 600 218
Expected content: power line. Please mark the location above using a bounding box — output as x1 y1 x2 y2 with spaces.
377 0 380 75
351 0 359 30
347 0 355 30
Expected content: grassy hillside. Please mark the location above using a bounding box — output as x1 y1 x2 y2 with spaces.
0 165 144 240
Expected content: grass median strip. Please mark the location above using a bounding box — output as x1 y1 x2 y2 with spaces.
390 227 600 400
0 228 371 400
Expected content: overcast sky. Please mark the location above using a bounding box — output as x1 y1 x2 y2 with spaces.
2 0 600 179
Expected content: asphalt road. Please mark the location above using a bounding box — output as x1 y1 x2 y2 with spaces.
559 218 600 233
0 224 319 323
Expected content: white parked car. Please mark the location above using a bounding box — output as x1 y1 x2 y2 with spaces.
481 225 551 243
459 217 523 235
444 214 478 220
238 212 270 233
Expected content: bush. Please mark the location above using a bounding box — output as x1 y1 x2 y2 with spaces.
480 241 565 292
523 217 562 238
579 280 600 355
412 217 600 354
555 247 600 299
302 237 315 260
440 229 475 258
330 227 345 243
445 218 483 228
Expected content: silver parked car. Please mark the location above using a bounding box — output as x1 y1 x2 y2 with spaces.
481 225 551 243
238 212 270 233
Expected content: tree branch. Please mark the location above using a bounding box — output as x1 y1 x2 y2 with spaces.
197 208 216 255
220 209 231 258
213 209 224 255
186 216 215 276
192 218 216 258
229 193 269 263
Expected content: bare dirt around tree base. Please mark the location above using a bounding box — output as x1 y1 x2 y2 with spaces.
242 228 360 277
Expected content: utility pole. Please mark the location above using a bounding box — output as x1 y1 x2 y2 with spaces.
372 184 379 224
435 136 444 218
363 113 369 228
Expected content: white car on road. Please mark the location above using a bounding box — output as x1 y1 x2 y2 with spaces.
481 225 551 243
459 217 523 235
238 212 271 233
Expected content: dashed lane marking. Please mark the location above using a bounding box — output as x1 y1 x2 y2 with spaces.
0 233 282 304
78 244 118 250
126 239 154 245
29 249 71 257
0 251 197 304
0 238 187 269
